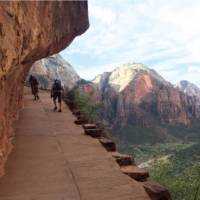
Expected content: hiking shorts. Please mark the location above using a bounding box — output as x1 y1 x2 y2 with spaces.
31 85 39 95
53 92 62 103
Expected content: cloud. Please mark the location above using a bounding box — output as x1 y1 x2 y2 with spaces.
188 67 200 73
90 5 116 24
61 0 200 87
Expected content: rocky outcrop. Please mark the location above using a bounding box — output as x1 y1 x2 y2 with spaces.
76 64 200 128
176 80 200 100
143 181 171 200
0 1 89 177
29 54 80 90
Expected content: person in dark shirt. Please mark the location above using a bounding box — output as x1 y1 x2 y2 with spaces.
29 75 40 101
51 79 64 112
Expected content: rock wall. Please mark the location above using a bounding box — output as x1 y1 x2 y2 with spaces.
0 1 89 176
29 54 80 90
118 73 199 126
74 69 200 128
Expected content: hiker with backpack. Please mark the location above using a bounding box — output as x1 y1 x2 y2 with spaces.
51 79 64 112
29 75 40 101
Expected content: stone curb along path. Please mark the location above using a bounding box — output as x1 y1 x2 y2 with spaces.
0 88 150 200
68 98 171 200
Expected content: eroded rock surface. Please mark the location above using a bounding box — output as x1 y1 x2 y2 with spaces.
29 54 80 90
77 63 200 127
0 1 89 176
176 80 200 100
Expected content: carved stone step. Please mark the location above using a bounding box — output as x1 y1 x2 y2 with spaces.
83 124 97 129
74 119 88 125
143 181 171 200
67 101 76 110
72 110 81 116
77 115 86 120
121 166 149 181
111 152 133 166
99 138 116 152
85 128 102 138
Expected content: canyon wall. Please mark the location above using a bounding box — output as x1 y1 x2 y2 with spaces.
0 1 89 176
29 54 80 90
79 64 200 127
74 64 200 144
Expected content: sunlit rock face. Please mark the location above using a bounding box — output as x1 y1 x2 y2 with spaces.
29 54 80 90
96 63 167 93
79 63 200 127
176 80 200 99
0 1 89 177
98 64 200 126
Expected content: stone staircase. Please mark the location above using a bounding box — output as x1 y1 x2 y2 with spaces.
70 106 172 200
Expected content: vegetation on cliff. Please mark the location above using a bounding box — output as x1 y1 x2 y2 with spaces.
152 143 200 200
66 72 200 200
118 141 200 200
65 89 103 122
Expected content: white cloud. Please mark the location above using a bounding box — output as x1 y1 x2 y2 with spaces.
74 62 125 80
61 0 200 87
89 4 116 24
188 67 200 73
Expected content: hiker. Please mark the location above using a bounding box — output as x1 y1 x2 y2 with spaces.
51 79 64 112
29 75 40 100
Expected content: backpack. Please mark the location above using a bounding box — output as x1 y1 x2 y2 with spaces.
54 80 62 91
32 76 38 85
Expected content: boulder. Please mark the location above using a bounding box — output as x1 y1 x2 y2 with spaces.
77 115 87 120
85 128 102 138
83 124 97 129
143 181 171 200
72 110 82 116
99 138 116 152
111 152 133 166
74 119 88 125
121 166 149 181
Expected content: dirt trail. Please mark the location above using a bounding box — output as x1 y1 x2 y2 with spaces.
0 88 149 200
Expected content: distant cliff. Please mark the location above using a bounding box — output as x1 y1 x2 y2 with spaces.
81 64 200 126
30 54 80 89
176 80 200 100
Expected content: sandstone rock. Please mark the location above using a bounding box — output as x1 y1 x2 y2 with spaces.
176 80 200 99
67 101 76 110
76 63 200 141
99 138 116 152
85 128 102 138
72 110 82 116
77 115 86 120
74 119 88 125
83 123 97 129
121 166 149 181
111 152 133 166
29 54 80 90
0 1 89 177
143 181 171 200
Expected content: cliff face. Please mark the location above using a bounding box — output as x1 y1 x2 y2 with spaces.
77 64 200 128
29 54 80 90
117 74 200 126
176 80 200 100
0 1 89 176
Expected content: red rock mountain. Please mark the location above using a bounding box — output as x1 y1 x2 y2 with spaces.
79 64 200 128
29 54 80 90
176 80 200 100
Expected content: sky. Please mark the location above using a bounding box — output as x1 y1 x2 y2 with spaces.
60 0 200 86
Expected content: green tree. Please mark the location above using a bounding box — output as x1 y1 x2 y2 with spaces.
65 90 104 123
151 160 200 200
